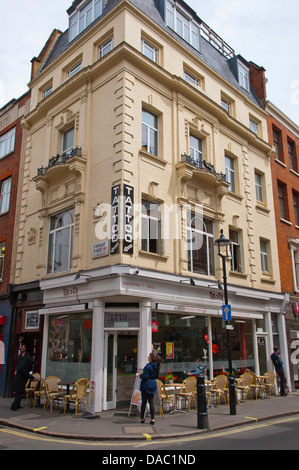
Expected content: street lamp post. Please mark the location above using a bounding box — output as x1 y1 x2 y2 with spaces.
215 229 237 416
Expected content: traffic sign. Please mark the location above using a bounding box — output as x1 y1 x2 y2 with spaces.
222 304 231 322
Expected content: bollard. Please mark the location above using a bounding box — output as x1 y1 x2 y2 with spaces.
196 375 209 430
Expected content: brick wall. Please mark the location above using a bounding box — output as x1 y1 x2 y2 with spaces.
267 113 299 294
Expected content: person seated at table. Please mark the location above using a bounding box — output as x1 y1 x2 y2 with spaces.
187 359 204 377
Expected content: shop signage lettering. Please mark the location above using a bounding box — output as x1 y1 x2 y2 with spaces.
123 184 134 254
63 287 78 297
104 313 139 329
110 184 120 254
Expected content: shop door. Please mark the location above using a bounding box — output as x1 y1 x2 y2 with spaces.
257 336 268 375
103 332 138 410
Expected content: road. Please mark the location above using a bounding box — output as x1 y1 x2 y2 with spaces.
1 415 299 451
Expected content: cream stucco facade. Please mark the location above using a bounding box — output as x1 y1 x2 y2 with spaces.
13 0 289 410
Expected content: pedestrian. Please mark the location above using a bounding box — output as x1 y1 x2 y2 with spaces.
270 346 287 397
11 344 34 411
136 351 162 425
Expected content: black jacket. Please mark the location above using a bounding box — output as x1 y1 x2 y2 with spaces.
12 352 33 394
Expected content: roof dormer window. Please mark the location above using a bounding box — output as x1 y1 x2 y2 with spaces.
238 60 250 92
69 0 102 42
166 0 200 51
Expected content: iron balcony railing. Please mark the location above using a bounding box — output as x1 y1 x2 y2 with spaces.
37 147 82 176
181 153 227 182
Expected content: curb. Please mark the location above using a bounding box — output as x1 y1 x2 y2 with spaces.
1 410 299 441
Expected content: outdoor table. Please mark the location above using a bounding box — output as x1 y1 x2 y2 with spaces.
256 376 267 399
165 383 185 412
59 381 74 413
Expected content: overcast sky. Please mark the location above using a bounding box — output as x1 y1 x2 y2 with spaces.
0 0 298 125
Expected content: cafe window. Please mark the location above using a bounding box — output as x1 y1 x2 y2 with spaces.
46 312 92 382
152 312 209 378
211 317 254 375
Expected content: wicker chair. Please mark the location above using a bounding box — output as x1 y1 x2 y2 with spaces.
45 376 66 413
25 373 40 407
33 379 47 409
157 379 175 416
249 372 263 400
236 372 253 402
176 377 197 412
208 375 228 407
263 371 276 399
63 378 89 415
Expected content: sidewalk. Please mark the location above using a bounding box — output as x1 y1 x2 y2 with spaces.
0 393 299 441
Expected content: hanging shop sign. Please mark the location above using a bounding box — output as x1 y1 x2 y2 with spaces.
110 184 120 254
123 184 134 255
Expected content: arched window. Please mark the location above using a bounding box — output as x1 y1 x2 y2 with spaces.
47 209 74 274
187 214 215 276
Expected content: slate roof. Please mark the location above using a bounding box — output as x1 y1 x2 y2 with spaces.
37 0 262 108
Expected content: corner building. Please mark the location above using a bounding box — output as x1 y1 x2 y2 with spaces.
17 0 287 410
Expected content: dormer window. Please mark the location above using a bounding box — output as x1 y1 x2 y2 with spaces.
69 0 103 42
238 61 249 92
166 0 200 51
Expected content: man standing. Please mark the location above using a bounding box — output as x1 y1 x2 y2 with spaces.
271 346 287 397
11 344 34 411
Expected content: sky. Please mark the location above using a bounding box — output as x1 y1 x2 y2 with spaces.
0 0 298 125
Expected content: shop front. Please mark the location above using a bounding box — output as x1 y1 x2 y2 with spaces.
38 266 288 411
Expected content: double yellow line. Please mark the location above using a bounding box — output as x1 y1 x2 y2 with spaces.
1 415 299 447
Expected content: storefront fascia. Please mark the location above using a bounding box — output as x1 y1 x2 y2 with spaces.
38 266 289 411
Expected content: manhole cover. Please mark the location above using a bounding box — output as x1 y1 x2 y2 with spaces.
122 426 157 434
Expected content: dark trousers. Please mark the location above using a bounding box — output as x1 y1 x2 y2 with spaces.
11 393 23 410
277 369 287 396
141 391 155 420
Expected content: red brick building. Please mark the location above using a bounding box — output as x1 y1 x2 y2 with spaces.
267 101 299 388
0 92 30 395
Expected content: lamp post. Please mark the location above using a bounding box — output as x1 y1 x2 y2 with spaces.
215 229 237 416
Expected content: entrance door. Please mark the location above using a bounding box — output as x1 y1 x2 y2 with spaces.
104 332 138 410
257 336 268 375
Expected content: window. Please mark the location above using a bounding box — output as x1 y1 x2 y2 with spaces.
0 128 16 159
141 200 163 254
166 0 200 50
47 210 74 274
43 85 53 99
278 182 289 220
229 229 242 273
260 239 269 273
221 98 231 114
69 0 102 42
46 313 92 382
288 140 297 172
273 128 282 162
293 191 299 226
0 243 5 280
184 71 199 86
250 118 259 135
141 39 158 63
142 109 158 156
189 135 203 167
255 172 263 203
225 156 236 192
62 127 74 156
67 62 82 78
187 215 215 276
99 38 113 59
238 61 249 92
0 178 12 214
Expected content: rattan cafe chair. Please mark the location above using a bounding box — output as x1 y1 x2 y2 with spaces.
63 378 89 415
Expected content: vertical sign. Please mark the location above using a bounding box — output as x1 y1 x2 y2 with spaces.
110 185 120 254
123 184 134 254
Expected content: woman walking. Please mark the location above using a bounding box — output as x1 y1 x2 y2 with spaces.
136 351 162 425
